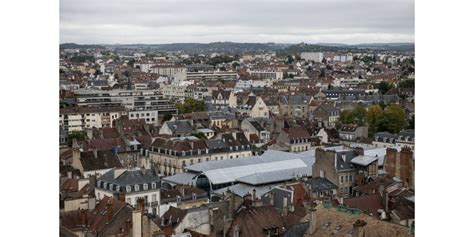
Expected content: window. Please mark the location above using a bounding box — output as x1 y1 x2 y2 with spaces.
345 175 348 182
349 175 353 182
116 186 120 192
135 185 140 191
126 198 131 204
340 176 344 184
103 182 107 189
151 182 156 189
152 194 157 202
126 186 131 192
143 184 148 190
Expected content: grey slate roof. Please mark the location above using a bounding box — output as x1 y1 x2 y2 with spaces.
279 95 313 105
306 177 338 192
261 187 293 210
97 168 161 193
284 223 310 237
164 120 194 134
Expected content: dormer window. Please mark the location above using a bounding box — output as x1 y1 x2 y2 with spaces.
177 195 181 203
126 185 131 193
135 184 140 192
103 182 107 189
116 186 120 192
143 184 148 191
109 184 114 191
97 181 101 187
151 182 156 189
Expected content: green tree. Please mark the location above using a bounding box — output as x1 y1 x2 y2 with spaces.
191 132 207 140
163 113 173 122
127 59 136 67
366 105 384 137
68 131 87 146
352 105 367 126
380 104 406 133
378 81 395 95
336 110 354 128
176 98 206 114
398 79 415 89
286 55 294 64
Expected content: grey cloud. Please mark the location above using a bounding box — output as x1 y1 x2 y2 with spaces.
60 0 414 44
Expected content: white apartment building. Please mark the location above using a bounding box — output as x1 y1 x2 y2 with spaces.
301 52 324 63
186 71 239 81
73 89 178 125
333 54 354 62
248 69 284 81
60 106 127 133
151 65 187 80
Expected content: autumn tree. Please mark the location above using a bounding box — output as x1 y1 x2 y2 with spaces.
366 105 384 137
380 104 407 134
176 98 205 114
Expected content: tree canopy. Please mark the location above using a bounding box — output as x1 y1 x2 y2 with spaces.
176 98 206 114
378 81 395 95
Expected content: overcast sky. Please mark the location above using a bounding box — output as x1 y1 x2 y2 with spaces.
60 0 414 44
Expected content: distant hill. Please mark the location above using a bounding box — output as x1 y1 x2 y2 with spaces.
60 42 414 54
60 43 106 49
107 42 288 54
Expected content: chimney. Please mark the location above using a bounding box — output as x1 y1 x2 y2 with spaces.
252 188 257 205
308 204 317 234
88 197 96 211
233 225 240 237
71 138 84 173
353 219 367 237
289 194 295 212
132 210 142 237
229 192 236 216
106 199 114 223
118 192 126 203
178 185 185 196
86 129 93 140
282 195 288 216
81 210 87 227
137 197 145 214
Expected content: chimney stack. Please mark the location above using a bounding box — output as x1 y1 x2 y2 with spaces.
308 203 317 234
106 199 114 223
289 195 295 212
252 188 257 205
282 195 288 216
353 219 367 237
